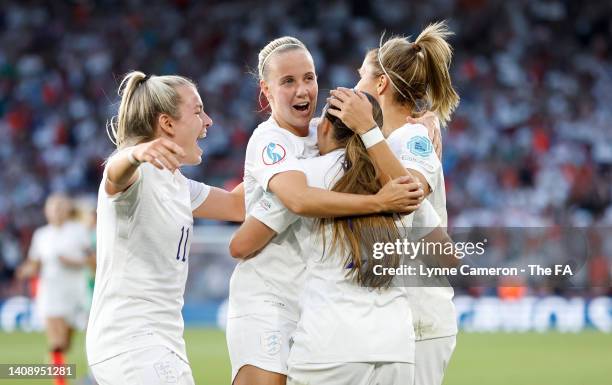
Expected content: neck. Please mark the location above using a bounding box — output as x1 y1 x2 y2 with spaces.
272 113 308 137
380 96 412 138
319 140 342 155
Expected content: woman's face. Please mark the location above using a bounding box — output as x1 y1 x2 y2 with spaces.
355 55 380 100
261 49 318 135
167 85 213 165
44 195 71 226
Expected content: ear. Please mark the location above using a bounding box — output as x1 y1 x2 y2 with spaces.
260 79 271 102
377 75 389 96
158 113 175 137
321 117 333 138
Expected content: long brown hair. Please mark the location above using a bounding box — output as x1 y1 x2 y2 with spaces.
319 93 404 288
367 21 460 126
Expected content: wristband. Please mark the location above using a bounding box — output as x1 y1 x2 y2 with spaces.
127 147 141 166
359 126 385 149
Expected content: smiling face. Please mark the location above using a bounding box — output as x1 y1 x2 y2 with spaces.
163 85 212 165
261 49 318 136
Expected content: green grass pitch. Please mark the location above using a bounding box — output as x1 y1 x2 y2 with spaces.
0 329 610 384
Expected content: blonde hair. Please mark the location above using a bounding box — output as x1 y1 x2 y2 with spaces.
367 21 460 126
257 36 308 81
107 71 196 149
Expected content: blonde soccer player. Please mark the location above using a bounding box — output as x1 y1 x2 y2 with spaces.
86 71 245 385
230 97 450 385
227 37 425 385
17 194 93 385
330 21 461 385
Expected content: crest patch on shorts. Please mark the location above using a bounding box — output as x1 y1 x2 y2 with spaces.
154 360 179 383
261 330 283 355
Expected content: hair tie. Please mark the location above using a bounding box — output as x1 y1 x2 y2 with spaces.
142 74 151 83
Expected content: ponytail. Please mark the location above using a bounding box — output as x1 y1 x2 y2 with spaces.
414 21 459 125
368 21 460 126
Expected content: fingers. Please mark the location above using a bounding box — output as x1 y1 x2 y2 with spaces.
155 146 181 170
401 205 420 213
142 148 176 171
392 175 415 184
325 107 341 119
141 152 165 170
404 182 424 192
331 87 354 101
405 115 418 124
152 151 177 171
159 138 186 157
406 188 424 199
326 96 344 110
329 89 346 102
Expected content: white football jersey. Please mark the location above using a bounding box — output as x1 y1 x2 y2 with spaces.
252 149 441 364
227 117 318 321
386 123 457 340
29 221 90 284
29 221 91 323
86 154 210 365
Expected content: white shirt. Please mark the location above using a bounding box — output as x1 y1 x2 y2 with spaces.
29 221 90 285
253 149 441 364
86 156 210 365
387 123 447 227
387 123 458 340
227 117 318 320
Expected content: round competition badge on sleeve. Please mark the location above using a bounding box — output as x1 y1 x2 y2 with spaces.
262 143 287 165
407 136 433 157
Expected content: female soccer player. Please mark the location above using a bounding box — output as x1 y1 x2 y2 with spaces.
227 37 424 385
231 96 450 385
17 193 93 385
329 21 461 385
86 71 245 385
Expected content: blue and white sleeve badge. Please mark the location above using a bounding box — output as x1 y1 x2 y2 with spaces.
407 136 433 157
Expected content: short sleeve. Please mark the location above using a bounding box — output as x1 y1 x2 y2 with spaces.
101 150 143 204
28 230 42 261
250 192 299 234
410 199 441 240
387 124 441 193
249 132 304 191
187 178 211 210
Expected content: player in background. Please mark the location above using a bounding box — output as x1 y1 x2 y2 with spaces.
230 97 454 385
329 21 461 385
17 194 94 385
86 71 245 385
227 37 425 385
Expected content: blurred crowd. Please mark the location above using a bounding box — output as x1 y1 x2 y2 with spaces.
0 0 611 297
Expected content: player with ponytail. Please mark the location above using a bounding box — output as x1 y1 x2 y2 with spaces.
329 21 460 385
